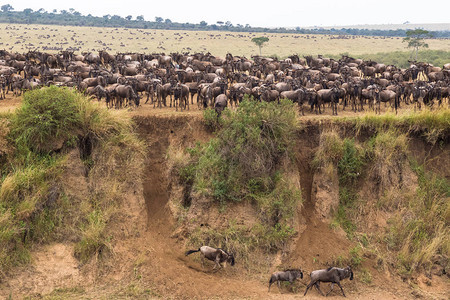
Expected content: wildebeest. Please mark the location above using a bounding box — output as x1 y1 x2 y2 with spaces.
0 75 7 99
317 87 340 115
268 268 303 292
173 83 189 111
214 94 227 117
113 84 140 108
376 89 397 114
280 88 306 115
155 82 173 108
304 266 353 297
185 246 235 270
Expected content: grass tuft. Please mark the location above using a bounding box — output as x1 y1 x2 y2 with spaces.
9 86 80 154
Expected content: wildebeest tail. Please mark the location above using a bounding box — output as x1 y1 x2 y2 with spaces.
395 94 398 114
185 248 200 256
268 274 275 284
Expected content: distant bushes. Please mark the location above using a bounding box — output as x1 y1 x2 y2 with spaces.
1 10 449 37
330 50 450 69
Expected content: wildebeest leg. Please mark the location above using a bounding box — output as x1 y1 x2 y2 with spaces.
200 255 206 269
213 255 222 271
277 280 281 293
268 280 273 292
212 264 220 272
304 280 316 296
337 282 346 297
314 282 324 296
326 283 335 296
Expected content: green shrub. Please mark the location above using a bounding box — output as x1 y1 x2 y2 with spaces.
315 135 363 238
359 268 373 284
349 245 363 267
193 97 299 203
338 139 364 186
9 86 80 153
202 108 222 131
182 97 301 256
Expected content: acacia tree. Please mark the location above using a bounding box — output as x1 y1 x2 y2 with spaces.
1 4 13 12
251 36 269 56
403 29 433 60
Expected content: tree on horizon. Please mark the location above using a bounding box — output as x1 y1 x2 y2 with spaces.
403 29 434 60
251 36 269 56
1 4 13 12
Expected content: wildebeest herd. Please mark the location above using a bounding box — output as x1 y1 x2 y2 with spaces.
186 245 354 296
0 49 449 115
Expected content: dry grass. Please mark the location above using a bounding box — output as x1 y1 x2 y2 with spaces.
352 107 450 144
311 129 344 174
0 113 11 157
1 23 449 57
367 130 409 194
74 96 146 263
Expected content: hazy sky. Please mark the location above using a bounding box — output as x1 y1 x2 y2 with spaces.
4 0 450 28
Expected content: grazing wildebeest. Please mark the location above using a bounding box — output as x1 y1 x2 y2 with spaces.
304 266 353 297
114 85 140 108
185 246 235 270
317 87 340 115
214 94 228 117
92 85 110 103
268 268 303 292
260 86 279 103
281 88 306 115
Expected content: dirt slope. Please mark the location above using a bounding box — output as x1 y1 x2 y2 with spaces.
0 96 448 299
130 115 446 300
